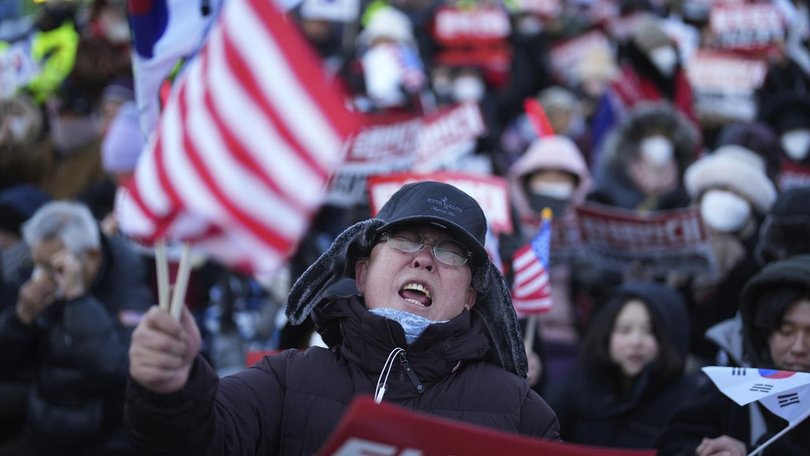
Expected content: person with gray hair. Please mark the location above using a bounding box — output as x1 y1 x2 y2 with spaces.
0 200 153 455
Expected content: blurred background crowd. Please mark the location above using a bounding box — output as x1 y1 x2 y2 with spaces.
0 0 809 454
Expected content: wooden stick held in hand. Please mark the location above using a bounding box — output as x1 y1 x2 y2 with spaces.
155 239 170 313
169 243 193 320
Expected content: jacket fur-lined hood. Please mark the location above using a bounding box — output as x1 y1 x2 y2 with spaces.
286 218 529 378
509 135 592 221
597 101 699 175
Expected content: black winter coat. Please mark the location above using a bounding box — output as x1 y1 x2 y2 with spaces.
126 292 560 455
0 234 153 454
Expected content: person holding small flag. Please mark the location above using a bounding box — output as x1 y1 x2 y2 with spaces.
506 134 592 393
126 181 560 454
656 255 810 455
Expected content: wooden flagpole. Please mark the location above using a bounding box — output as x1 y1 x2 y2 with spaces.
169 243 193 320
155 239 170 312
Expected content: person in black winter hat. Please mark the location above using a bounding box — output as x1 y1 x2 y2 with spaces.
125 181 560 454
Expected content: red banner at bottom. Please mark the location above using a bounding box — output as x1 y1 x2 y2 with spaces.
318 396 655 456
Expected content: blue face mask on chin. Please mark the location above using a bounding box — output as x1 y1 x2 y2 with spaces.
369 308 448 344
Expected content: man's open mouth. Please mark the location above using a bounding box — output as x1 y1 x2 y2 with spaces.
399 282 432 307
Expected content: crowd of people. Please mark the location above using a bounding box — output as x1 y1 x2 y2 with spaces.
0 0 809 454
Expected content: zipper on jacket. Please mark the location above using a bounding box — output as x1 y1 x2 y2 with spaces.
399 352 425 394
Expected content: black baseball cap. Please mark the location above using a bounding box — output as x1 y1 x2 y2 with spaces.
375 181 488 266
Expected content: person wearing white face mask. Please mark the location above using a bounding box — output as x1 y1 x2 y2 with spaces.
781 128 810 162
681 144 778 363
760 96 810 166
648 45 678 77
357 6 426 111
451 68 487 103
589 15 698 161
589 102 699 212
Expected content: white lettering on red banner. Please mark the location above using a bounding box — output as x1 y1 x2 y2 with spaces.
434 7 511 41
686 50 766 122
328 104 485 206
709 3 785 51
575 203 716 275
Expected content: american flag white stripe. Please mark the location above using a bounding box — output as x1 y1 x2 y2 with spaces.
118 0 359 275
511 212 553 315
175 66 301 252
184 49 307 239
229 0 347 168
205 29 324 210
514 255 548 298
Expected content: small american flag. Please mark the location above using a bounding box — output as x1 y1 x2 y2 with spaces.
117 0 359 275
511 208 553 315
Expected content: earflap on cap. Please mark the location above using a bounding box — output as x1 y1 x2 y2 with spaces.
287 219 384 325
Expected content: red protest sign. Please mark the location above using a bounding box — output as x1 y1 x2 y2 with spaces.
318 396 656 456
575 202 715 275
685 50 767 122
708 3 785 53
432 6 511 45
328 103 486 207
367 172 513 234
430 5 512 83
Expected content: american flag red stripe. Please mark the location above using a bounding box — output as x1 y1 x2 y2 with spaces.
117 0 359 275
511 213 552 315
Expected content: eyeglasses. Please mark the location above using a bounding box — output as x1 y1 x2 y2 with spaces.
381 229 471 267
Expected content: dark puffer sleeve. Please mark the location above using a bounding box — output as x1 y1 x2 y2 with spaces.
520 390 561 441
126 353 287 455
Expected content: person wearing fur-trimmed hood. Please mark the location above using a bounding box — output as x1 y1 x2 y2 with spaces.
125 181 560 455
588 101 700 213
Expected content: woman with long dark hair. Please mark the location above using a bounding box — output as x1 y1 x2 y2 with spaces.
549 281 693 448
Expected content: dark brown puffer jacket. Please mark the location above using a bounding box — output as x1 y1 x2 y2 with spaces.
126 291 559 455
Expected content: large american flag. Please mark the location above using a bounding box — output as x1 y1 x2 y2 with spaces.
511 209 552 315
117 0 359 275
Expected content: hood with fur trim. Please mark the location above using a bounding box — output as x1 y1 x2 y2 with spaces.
509 135 592 221
286 218 529 378
597 102 699 174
